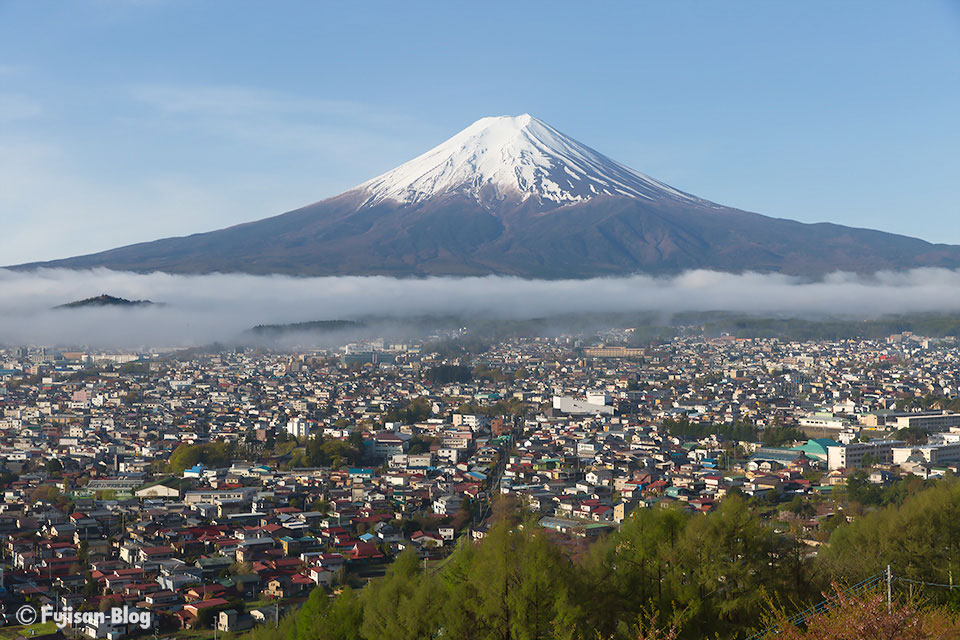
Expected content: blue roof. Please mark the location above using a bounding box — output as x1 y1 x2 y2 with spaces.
348 468 374 475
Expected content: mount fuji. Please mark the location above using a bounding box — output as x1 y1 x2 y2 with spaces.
15 114 960 278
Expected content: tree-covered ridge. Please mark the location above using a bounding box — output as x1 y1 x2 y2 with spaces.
675 311 960 341
248 319 363 336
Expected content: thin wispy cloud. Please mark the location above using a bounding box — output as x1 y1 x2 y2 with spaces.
0 94 42 121
0 64 28 76
131 85 409 125
1 268 958 348
129 84 434 153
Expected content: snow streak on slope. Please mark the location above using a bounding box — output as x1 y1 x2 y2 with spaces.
355 114 703 208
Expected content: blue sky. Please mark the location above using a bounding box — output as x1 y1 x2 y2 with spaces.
1 0 958 264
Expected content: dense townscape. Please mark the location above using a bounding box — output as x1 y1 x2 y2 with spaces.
2 328 960 639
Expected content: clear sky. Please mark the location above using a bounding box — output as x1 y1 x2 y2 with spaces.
1 0 958 264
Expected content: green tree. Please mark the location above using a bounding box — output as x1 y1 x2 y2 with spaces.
438 520 573 640
671 495 793 637
361 548 441 640
577 506 686 637
788 495 816 519
324 587 363 640
167 441 233 474
293 585 363 640
29 484 64 505
296 586 327 640
426 364 472 384
348 429 364 449
83 575 99 597
384 397 432 424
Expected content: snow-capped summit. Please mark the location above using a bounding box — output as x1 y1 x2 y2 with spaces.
354 114 699 208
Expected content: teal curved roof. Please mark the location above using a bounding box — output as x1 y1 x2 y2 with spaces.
791 438 838 460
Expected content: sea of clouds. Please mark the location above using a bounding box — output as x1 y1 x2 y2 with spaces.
1 267 958 348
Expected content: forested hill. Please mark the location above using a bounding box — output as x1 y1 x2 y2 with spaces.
54 294 155 309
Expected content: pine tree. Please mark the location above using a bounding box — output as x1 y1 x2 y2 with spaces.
361 548 441 640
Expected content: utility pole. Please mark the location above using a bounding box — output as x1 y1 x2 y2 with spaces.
887 565 892 614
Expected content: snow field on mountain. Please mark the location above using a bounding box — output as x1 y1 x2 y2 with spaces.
355 114 700 208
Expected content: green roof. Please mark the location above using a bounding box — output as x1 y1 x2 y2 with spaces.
220 574 260 587
198 556 232 567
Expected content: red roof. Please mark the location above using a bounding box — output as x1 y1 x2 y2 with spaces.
188 597 230 611
140 545 176 556
270 558 302 569
349 542 384 560
316 553 344 562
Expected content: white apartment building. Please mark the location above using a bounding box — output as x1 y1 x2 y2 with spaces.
894 412 960 433
553 396 615 415
433 494 463 515
286 417 309 438
371 431 406 459
827 440 904 470
800 414 850 430
453 413 489 429
893 442 960 466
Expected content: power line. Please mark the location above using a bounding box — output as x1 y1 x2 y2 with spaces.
744 572 886 640
896 576 960 590
746 567 960 640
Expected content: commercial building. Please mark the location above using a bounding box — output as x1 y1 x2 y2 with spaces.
582 347 644 359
